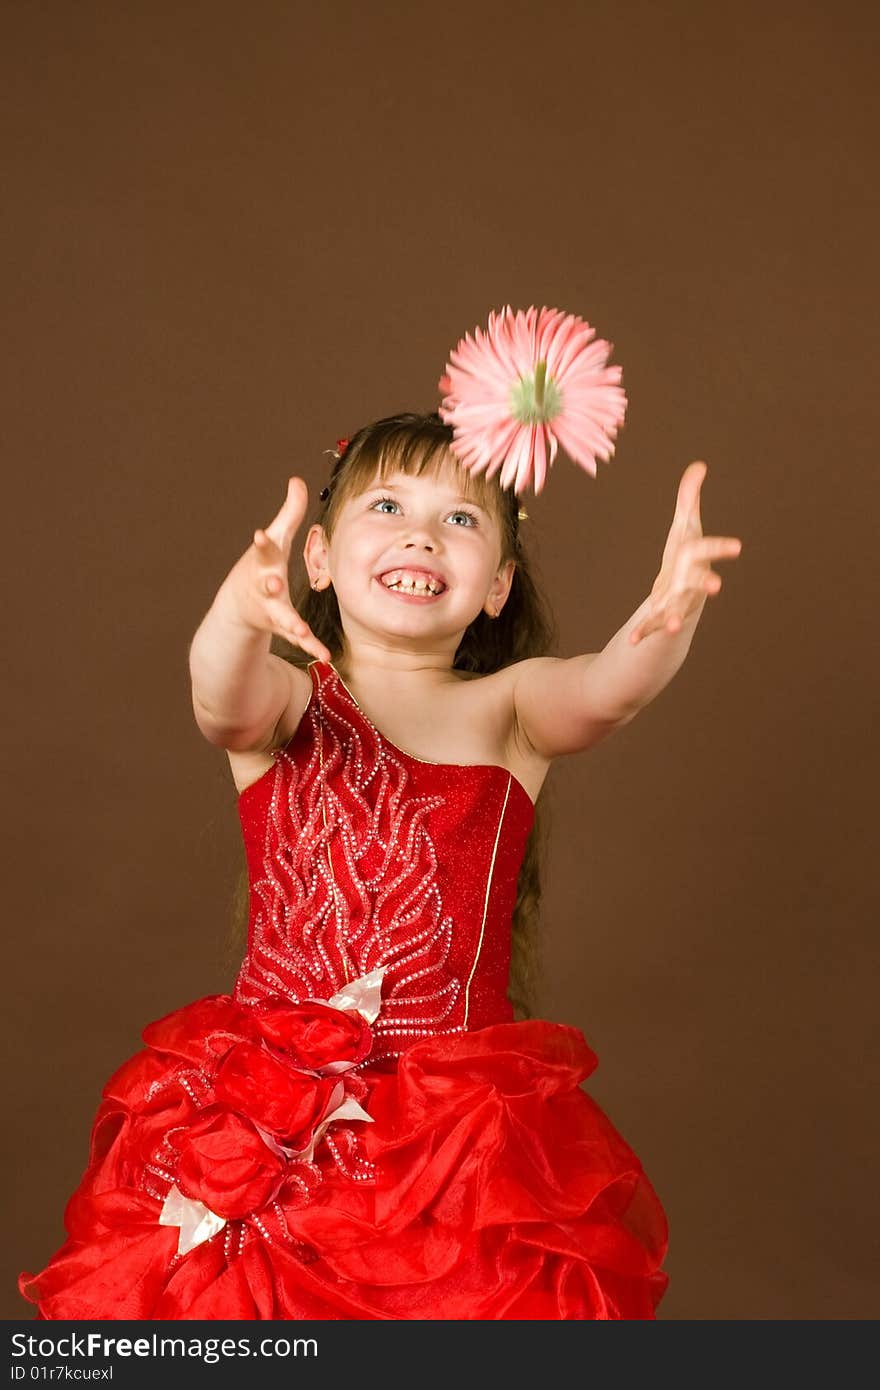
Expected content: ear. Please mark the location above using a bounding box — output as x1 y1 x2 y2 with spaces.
302 523 329 586
484 558 516 619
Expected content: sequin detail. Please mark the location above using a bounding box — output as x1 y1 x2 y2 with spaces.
234 662 535 1063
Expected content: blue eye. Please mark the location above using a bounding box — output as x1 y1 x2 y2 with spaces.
370 496 478 526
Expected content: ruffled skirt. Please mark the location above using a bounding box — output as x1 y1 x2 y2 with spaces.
19 992 669 1320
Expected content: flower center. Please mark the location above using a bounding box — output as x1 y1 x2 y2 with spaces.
509 359 563 424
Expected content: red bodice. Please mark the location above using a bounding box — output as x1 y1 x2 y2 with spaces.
234 660 535 1065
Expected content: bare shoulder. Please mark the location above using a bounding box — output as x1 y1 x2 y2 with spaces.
498 655 568 724
494 655 564 750
225 658 313 796
457 659 553 805
503 655 569 693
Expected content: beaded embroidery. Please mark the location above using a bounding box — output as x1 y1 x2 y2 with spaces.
234 662 519 1063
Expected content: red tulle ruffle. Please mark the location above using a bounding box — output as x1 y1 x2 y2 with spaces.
19 996 669 1320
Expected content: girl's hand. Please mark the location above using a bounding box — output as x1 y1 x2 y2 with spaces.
230 476 332 664
629 461 742 645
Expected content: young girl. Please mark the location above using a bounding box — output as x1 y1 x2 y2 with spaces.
19 410 741 1320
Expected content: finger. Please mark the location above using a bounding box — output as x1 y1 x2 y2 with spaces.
630 604 686 644
629 618 656 645
252 537 289 602
688 536 742 562
311 637 334 664
253 527 283 563
276 476 310 537
281 474 308 513
631 588 668 642
286 626 332 665
282 607 331 663
669 462 704 541
259 478 309 553
688 461 707 525
280 607 310 643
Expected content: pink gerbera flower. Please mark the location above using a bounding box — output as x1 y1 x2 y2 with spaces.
437 304 627 496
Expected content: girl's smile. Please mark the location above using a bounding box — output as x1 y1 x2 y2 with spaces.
377 579 447 602
376 565 448 599
304 453 515 655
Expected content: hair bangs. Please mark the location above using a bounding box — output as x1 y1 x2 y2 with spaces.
372 431 500 517
320 411 517 553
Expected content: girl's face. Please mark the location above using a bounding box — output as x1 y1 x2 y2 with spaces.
306 451 515 653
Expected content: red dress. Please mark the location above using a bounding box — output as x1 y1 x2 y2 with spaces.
19 660 669 1320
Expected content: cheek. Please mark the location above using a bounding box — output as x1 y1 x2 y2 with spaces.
462 535 498 574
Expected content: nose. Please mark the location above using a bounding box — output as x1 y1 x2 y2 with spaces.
401 524 439 551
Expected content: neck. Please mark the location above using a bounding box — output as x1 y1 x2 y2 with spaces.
334 640 462 692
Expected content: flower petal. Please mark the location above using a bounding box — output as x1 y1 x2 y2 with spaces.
438 305 626 496
158 1184 226 1256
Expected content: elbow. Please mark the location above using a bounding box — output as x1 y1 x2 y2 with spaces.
191 693 248 749
192 696 232 748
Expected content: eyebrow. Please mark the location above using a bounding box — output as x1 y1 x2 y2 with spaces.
363 480 487 511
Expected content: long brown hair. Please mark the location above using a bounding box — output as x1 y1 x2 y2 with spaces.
225 411 559 1019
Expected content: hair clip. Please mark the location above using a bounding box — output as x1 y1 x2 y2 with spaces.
319 437 352 504
517 507 529 521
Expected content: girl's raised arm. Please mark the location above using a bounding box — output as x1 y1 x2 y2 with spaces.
511 462 742 759
188 476 331 750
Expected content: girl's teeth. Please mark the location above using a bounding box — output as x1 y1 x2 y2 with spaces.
382 573 443 595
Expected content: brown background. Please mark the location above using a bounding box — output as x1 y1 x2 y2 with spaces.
4 1 878 1320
